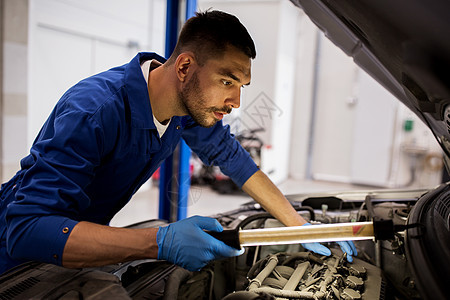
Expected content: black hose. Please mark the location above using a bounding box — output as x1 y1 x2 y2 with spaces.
236 206 315 229
364 195 376 219
281 252 324 266
162 267 192 300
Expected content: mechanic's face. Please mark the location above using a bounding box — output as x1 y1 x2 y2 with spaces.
179 47 251 128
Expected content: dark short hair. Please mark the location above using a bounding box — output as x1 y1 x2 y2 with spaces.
167 10 256 65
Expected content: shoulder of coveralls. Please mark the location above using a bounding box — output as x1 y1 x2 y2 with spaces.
54 66 128 118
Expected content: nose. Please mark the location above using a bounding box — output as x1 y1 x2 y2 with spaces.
225 88 241 109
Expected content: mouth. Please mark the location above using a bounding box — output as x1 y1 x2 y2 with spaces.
213 112 225 120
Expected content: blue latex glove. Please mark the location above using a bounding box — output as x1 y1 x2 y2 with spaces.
300 223 358 262
157 215 244 271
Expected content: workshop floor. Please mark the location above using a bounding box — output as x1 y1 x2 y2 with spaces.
110 179 363 227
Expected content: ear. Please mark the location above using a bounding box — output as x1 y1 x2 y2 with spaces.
175 52 196 83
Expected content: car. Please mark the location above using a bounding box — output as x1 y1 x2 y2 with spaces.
0 0 449 299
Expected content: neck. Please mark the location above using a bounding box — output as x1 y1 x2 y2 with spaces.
148 64 185 123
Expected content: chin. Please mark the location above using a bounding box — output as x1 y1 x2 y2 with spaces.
193 116 219 128
199 121 217 128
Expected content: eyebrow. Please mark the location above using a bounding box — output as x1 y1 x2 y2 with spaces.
218 68 251 86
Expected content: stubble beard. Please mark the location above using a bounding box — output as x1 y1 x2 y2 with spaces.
179 72 231 128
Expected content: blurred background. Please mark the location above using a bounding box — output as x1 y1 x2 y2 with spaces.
0 0 445 226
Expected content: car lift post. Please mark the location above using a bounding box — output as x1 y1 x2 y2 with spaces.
159 0 197 222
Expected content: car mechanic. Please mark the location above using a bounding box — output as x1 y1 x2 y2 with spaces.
0 10 356 274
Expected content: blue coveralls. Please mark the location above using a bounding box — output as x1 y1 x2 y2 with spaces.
0 52 258 274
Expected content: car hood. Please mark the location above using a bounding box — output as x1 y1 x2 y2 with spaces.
289 2 450 298
290 0 450 162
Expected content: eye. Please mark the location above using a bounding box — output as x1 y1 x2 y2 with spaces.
222 80 232 86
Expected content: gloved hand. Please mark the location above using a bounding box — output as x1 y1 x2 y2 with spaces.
157 215 244 271
300 223 358 262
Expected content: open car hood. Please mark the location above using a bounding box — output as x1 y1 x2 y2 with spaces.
290 0 450 161
290 1 450 299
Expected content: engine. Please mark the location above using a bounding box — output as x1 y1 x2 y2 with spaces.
1 186 448 300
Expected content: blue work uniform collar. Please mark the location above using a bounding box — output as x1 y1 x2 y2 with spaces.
124 52 167 129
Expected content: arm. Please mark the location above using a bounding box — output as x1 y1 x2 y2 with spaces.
63 216 242 271
5 110 106 266
62 222 158 268
241 169 358 262
181 120 259 187
182 121 356 260
241 170 307 227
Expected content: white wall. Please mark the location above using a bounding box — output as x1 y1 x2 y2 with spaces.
2 0 29 182
263 1 301 183
389 104 443 188
28 0 166 147
350 68 399 187
288 13 319 181
309 33 359 182
305 32 442 188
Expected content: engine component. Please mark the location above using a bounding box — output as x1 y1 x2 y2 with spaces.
244 250 382 299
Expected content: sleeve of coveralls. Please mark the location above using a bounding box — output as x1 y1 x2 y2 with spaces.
5 110 104 266
181 120 259 188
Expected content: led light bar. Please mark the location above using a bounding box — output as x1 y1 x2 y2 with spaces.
207 219 399 249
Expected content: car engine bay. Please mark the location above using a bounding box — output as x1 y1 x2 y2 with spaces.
1 185 448 299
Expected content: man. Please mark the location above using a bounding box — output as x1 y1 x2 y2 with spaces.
0 10 356 274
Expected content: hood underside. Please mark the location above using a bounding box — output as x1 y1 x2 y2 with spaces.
289 2 450 299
